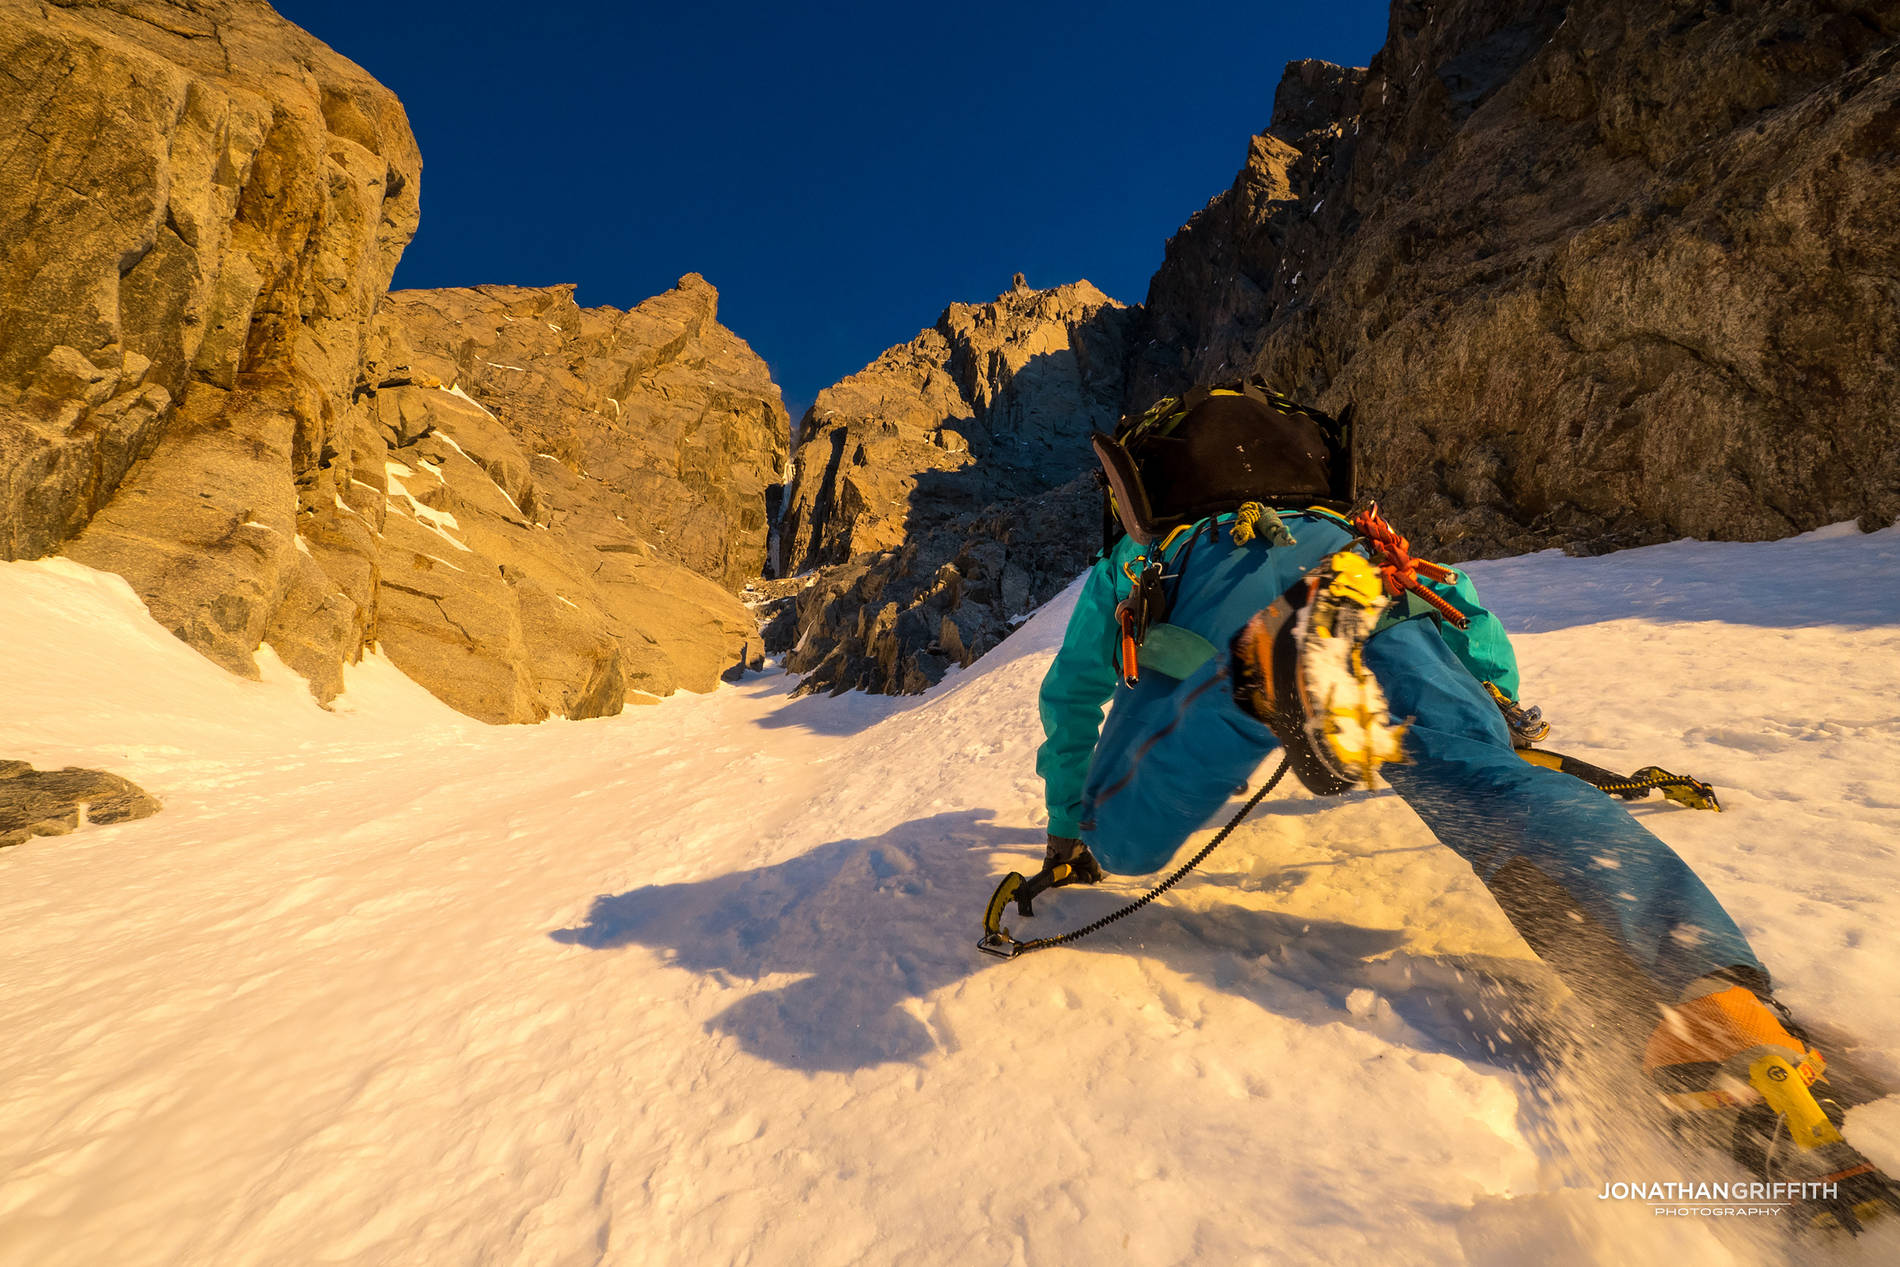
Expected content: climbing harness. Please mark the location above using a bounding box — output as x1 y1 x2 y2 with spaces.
978 756 1292 959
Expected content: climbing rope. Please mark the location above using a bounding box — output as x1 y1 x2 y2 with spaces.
1351 503 1470 629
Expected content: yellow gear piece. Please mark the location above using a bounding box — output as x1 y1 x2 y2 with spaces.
1308 552 1406 788
1230 502 1263 545
1749 1052 1845 1151
1326 550 1386 607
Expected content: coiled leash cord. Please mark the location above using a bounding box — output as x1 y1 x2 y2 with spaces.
977 755 1292 958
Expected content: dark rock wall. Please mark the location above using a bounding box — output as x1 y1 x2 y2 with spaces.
762 476 1103 697
1136 0 1900 558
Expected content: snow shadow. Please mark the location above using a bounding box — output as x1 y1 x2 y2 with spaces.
552 810 1035 1069
716 669 928 737
1152 897 1564 1076
743 683 929 737
551 810 1562 1076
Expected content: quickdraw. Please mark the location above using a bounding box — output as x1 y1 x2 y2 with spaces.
1114 558 1165 687
1112 524 1198 687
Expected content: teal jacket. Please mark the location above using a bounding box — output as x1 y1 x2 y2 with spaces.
1036 512 1522 839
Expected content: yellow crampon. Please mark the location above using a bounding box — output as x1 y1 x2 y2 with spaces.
1302 552 1407 790
1515 747 1722 811
1318 549 1386 609
1480 681 1720 809
1749 1052 1842 1151
1743 1052 1900 1233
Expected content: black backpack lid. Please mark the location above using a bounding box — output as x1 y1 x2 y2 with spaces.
1096 380 1356 545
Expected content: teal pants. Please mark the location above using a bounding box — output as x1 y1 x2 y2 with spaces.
1077 531 1764 998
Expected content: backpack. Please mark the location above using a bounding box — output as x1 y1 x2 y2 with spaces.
1092 376 1355 549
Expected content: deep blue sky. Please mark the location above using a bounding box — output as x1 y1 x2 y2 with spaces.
276 1 1391 415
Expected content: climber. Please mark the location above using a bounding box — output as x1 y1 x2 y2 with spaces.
1026 378 1892 1229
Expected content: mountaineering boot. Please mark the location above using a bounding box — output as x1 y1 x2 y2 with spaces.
1644 971 1900 1233
1643 971 1827 1112
1230 549 1406 797
998 835 1104 923
1482 680 1550 747
1041 835 1103 889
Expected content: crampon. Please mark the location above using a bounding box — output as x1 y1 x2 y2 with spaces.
1647 978 1900 1235
1230 549 1407 797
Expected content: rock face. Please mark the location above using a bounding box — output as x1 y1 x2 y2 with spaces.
303 342 768 721
766 282 1135 695
777 281 1136 576
1136 1 1900 558
762 475 1103 696
0 2 783 723
383 278 789 591
1 0 420 600
0 760 160 849
336 281 784 720
0 0 424 568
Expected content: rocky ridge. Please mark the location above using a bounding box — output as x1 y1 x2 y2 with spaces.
766 281 1134 694
11 0 1894 724
1135 0 1900 558
759 474 1103 696
0 1 782 724
777 280 1133 576
383 278 789 591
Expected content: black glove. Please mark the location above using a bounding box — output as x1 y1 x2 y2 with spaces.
1042 834 1103 887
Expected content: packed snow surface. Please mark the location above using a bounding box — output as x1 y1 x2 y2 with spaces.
3 526 1899 1266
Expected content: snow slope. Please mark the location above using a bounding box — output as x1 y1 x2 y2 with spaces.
2 526 1898 1266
